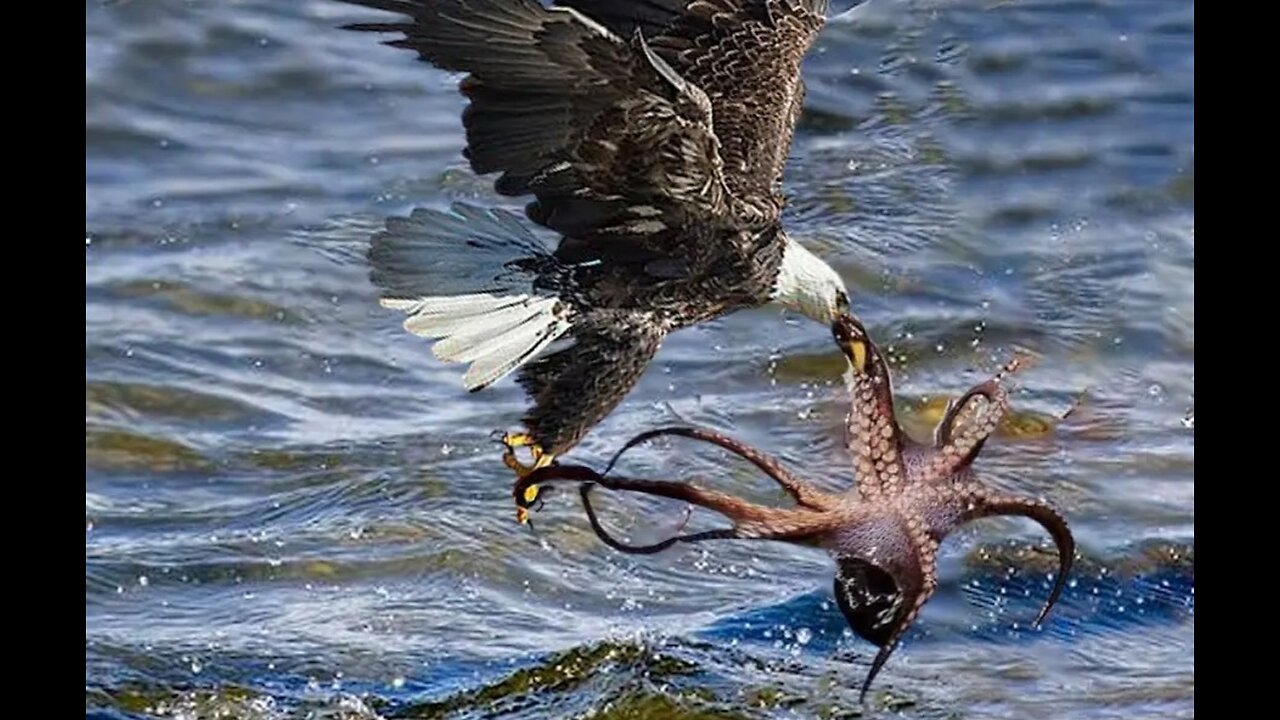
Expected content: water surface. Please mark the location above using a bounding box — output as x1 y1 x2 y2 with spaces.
86 0 1194 717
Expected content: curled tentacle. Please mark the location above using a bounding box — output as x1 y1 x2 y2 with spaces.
579 483 736 554
831 313 909 499
518 463 781 524
858 595 928 701
516 461 834 550
514 465 732 552
924 356 1023 483
599 426 836 510
960 485 1075 627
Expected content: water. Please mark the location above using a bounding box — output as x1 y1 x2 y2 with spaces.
86 0 1193 717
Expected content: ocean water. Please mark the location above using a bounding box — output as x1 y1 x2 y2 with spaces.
86 0 1193 717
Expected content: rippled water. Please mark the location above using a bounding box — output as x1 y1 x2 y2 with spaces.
86 0 1193 717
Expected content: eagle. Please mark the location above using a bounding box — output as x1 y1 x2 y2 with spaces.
343 0 850 520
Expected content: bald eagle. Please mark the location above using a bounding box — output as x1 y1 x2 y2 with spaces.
344 0 850 517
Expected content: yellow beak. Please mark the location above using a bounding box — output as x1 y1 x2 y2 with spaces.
846 338 868 374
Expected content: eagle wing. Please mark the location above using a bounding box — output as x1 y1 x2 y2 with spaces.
568 0 829 216
344 0 828 262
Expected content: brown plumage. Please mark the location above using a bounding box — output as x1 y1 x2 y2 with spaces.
516 313 1075 699
343 0 851 512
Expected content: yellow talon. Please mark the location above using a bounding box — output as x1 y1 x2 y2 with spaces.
500 434 554 523
514 450 555 517
522 483 542 504
502 432 538 451
502 450 526 474
501 445 551 475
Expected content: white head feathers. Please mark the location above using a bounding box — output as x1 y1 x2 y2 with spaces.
771 236 849 324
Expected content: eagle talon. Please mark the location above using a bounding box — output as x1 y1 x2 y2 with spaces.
501 432 538 451
504 440 554 524
502 449 526 474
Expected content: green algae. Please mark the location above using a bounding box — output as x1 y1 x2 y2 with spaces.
86 425 213 473
589 691 749 720
742 684 806 710
392 641 699 719
964 537 1194 577
108 279 303 324
88 683 277 719
87 380 254 423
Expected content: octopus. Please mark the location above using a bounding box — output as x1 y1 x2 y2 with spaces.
516 313 1075 699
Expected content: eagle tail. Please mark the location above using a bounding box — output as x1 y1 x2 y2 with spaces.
371 203 574 391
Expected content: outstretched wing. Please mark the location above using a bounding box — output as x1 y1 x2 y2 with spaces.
344 0 734 248
343 0 828 247
561 0 830 214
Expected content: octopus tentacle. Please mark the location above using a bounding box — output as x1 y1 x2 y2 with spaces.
832 314 908 499
516 462 833 549
958 484 1075 627
579 483 737 554
859 584 935 701
599 426 836 510
923 356 1023 483
837 546 938 702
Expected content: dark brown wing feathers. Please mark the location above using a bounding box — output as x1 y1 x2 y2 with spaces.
343 0 829 240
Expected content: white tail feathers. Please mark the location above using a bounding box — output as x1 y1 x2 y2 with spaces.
383 293 572 391
371 203 573 391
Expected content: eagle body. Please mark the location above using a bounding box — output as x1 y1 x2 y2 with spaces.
348 0 849 456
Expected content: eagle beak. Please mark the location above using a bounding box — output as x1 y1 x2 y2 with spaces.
832 313 869 374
